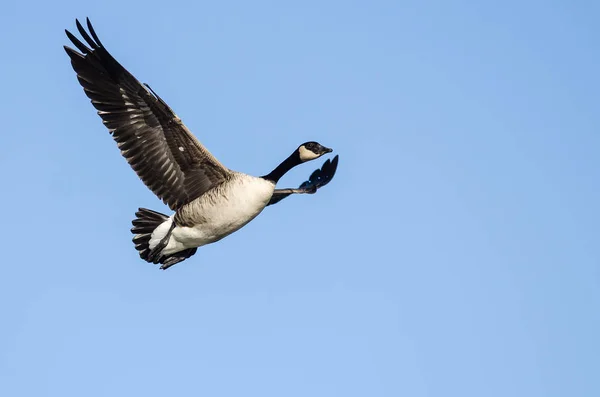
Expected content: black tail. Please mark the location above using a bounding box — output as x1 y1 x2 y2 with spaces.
131 208 197 270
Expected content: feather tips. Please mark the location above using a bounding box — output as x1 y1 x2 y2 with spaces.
65 18 230 210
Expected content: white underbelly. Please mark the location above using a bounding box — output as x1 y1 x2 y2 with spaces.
160 175 275 255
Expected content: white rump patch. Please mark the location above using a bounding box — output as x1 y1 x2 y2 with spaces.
148 217 174 250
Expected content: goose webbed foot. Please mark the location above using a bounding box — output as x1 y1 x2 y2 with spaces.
267 155 339 206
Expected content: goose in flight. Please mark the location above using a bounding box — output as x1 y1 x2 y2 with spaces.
64 18 339 270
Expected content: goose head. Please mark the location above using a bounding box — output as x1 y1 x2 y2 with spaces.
297 141 333 162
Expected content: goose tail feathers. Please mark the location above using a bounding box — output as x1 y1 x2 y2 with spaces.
131 208 197 270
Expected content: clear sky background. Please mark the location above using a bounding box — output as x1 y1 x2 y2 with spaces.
0 1 598 396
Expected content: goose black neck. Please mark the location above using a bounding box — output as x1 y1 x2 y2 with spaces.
262 151 301 183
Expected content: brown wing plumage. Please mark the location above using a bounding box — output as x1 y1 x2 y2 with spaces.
64 18 230 210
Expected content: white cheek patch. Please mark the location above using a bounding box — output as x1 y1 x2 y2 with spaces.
299 146 320 162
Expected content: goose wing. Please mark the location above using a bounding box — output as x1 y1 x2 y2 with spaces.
64 18 230 211
267 155 339 206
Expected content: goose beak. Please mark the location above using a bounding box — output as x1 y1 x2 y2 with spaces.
322 146 333 154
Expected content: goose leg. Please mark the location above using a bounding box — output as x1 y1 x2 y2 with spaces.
273 187 317 195
147 220 177 263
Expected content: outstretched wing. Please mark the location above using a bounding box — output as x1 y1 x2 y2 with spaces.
64 18 230 210
267 155 339 206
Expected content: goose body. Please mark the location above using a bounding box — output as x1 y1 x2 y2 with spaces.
153 174 275 255
64 19 339 269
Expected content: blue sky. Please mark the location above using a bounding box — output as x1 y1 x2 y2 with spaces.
1 1 599 396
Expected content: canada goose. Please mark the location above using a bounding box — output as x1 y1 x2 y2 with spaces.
64 19 339 269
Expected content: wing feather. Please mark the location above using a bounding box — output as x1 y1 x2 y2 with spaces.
64 18 230 210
